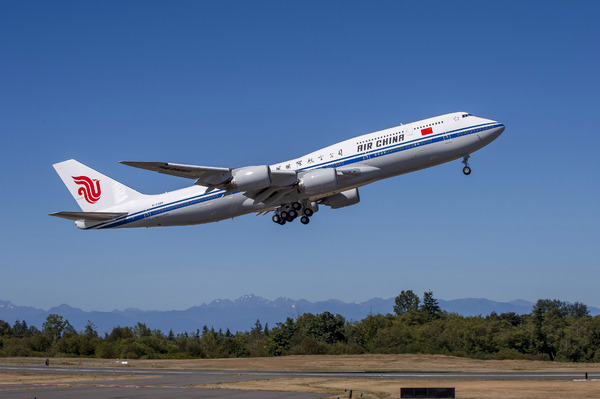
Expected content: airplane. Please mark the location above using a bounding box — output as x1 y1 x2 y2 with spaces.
51 112 504 229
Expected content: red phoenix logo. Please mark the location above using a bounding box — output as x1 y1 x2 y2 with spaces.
72 176 102 204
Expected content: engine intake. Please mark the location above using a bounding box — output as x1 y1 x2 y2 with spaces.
321 188 360 209
231 165 272 191
299 168 339 195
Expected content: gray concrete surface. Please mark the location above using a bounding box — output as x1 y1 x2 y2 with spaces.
0 364 330 399
0 363 598 399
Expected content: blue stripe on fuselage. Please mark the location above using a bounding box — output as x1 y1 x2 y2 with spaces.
297 122 502 171
91 190 227 230
93 122 502 229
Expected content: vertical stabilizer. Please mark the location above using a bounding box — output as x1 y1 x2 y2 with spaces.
53 159 145 212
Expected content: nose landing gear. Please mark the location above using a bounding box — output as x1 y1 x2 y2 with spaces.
462 155 471 175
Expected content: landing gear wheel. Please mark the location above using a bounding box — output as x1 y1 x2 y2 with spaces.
280 211 288 219
462 154 471 175
278 219 286 225
286 215 294 222
300 216 310 225
289 210 298 219
272 215 281 224
291 202 302 211
303 208 313 217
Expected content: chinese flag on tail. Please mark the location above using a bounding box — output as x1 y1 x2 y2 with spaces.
421 127 433 136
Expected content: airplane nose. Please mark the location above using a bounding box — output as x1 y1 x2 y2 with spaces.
487 122 505 142
495 122 505 136
475 120 504 145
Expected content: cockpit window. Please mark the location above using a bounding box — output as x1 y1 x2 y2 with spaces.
462 114 472 118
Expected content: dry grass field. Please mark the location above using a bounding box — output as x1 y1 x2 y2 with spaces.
196 378 600 399
2 354 600 398
4 353 598 372
0 371 142 385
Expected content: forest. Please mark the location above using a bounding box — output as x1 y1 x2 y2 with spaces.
1 291 598 362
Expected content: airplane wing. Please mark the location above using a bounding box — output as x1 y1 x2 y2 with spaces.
120 161 298 190
49 211 128 221
335 164 380 176
119 161 374 205
120 162 231 185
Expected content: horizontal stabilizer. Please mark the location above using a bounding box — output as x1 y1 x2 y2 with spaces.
49 211 127 221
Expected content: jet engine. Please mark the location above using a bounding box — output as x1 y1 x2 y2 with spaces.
321 188 360 209
299 168 339 195
231 165 272 191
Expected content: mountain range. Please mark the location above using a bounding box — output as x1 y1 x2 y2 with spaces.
1 295 597 335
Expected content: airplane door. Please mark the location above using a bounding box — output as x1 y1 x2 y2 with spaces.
443 130 453 144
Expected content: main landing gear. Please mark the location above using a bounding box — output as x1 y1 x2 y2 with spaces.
462 154 471 175
272 202 315 226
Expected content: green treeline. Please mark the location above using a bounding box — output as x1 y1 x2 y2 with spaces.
1 291 599 362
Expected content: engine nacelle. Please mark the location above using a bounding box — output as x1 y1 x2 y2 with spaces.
299 168 339 195
321 188 360 209
231 165 272 191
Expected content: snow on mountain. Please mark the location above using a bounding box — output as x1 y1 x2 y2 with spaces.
0 295 596 334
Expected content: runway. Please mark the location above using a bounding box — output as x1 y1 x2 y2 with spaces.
0 364 598 399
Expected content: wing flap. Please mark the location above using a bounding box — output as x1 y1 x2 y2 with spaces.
49 211 128 221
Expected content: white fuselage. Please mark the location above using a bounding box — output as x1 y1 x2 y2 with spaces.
78 112 504 229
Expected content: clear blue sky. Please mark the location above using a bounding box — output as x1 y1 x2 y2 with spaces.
1 1 598 312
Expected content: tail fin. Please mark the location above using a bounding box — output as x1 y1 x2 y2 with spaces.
53 159 145 212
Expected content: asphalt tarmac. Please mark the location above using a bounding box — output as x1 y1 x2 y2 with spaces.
0 364 598 399
1 365 329 399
